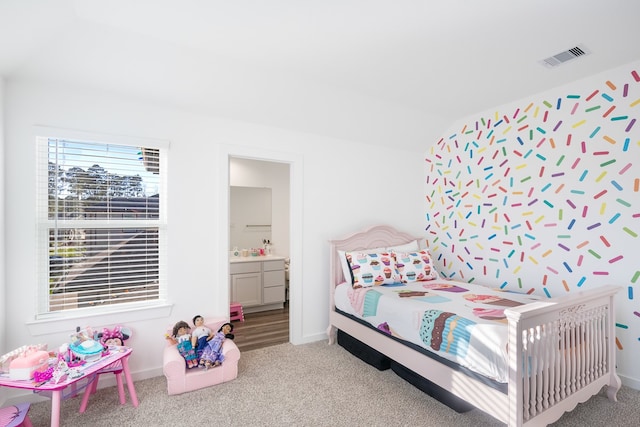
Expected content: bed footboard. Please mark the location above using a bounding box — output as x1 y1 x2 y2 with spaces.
505 285 621 426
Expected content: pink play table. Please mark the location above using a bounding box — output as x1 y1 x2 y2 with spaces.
0 346 138 427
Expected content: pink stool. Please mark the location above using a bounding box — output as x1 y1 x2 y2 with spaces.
0 402 33 427
229 302 244 322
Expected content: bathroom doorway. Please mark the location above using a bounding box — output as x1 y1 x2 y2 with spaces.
228 156 291 350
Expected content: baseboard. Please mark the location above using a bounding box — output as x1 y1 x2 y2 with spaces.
291 332 326 345
619 373 640 391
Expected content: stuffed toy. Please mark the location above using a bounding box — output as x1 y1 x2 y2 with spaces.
98 325 132 347
198 323 234 369
191 315 215 357
165 320 198 368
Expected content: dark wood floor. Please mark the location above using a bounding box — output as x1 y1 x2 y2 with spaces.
230 303 289 352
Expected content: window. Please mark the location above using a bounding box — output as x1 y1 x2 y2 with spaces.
37 136 167 316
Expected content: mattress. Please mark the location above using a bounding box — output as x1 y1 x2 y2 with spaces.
334 279 541 383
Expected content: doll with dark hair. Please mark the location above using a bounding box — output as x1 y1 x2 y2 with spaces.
198 323 234 369
98 325 131 347
165 320 198 368
191 315 214 357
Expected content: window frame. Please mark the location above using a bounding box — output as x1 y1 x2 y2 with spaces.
34 128 170 321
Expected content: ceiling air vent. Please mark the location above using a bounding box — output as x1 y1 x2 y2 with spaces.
540 44 591 68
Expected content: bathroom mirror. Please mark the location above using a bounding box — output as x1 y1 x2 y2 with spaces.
230 186 272 250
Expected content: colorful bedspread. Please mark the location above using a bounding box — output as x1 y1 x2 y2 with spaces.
334 279 541 383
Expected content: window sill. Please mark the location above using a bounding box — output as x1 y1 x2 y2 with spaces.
26 302 173 336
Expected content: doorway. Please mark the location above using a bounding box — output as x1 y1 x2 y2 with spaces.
229 157 290 351
217 144 303 347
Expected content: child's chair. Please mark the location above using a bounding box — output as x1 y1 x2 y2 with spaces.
0 402 33 427
163 317 241 395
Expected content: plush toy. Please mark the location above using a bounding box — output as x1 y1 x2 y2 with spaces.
98 325 131 347
191 315 215 357
198 323 234 369
165 320 198 368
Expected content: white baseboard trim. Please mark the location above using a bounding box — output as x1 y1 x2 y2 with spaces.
291 332 327 345
619 373 640 391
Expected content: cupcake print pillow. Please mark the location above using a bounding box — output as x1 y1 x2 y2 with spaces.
345 251 402 288
394 250 438 283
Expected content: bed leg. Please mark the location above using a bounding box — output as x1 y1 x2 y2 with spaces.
327 324 337 345
606 372 622 402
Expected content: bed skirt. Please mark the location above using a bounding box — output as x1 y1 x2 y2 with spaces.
337 329 390 371
389 360 474 413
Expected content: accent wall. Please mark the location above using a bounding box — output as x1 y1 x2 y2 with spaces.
424 60 640 388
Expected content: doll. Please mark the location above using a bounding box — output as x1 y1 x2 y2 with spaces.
98 325 131 347
198 323 234 369
191 315 215 357
165 320 198 368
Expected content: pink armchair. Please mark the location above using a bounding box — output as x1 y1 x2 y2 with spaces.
163 318 240 395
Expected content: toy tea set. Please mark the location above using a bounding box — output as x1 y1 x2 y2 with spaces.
0 325 131 384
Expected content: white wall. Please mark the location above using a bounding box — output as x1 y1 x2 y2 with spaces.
1 78 426 396
426 60 640 389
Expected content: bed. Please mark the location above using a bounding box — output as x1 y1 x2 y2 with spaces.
327 225 621 427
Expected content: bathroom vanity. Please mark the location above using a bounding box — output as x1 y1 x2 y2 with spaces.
229 255 286 313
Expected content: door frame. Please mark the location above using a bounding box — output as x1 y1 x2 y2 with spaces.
217 144 303 344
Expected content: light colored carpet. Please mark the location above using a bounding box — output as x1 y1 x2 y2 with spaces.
28 340 639 426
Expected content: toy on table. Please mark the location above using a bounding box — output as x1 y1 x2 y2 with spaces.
0 344 47 375
68 327 103 362
165 321 198 369
198 323 234 370
98 325 131 348
57 343 85 368
8 348 49 380
51 360 83 384
33 366 54 383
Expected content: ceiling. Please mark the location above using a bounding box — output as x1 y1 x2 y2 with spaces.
2 0 640 150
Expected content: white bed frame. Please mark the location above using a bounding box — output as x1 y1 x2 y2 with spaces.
327 225 621 427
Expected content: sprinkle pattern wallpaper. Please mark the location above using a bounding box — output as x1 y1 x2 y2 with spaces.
424 61 640 385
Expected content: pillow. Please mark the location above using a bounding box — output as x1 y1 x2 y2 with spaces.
338 246 386 285
337 250 352 284
386 240 420 253
345 251 401 288
394 250 438 283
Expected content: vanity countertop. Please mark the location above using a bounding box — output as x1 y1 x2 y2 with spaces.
230 255 286 263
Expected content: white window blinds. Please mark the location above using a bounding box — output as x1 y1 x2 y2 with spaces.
37 136 167 316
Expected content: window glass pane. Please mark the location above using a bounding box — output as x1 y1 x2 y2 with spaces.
48 140 160 220
42 137 165 314
49 227 160 310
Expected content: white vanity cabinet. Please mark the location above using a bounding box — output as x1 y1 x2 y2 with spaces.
229 262 262 308
230 257 286 312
